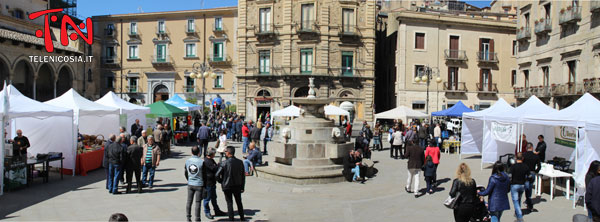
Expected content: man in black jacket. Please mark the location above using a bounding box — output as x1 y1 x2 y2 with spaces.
534 135 547 162
405 140 424 197
131 119 143 138
125 136 143 193
108 136 126 194
523 142 541 210
586 166 600 222
418 123 428 148
202 149 226 219
342 150 363 182
217 146 245 221
103 134 115 191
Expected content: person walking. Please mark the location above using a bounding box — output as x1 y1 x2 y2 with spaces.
449 163 478 222
261 122 273 155
424 141 441 187
373 123 381 151
405 140 425 197
217 147 246 221
235 119 243 142
125 136 143 194
184 146 204 222
217 130 228 163
418 123 427 148
509 153 529 222
433 124 441 147
423 156 436 195
107 136 126 194
478 162 511 222
586 161 600 220
391 127 404 159
141 135 161 189
202 149 227 219
523 142 541 210
196 122 210 157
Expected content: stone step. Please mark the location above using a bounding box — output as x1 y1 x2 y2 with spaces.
271 163 342 172
291 158 333 167
255 164 346 185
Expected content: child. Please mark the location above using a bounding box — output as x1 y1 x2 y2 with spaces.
423 155 436 195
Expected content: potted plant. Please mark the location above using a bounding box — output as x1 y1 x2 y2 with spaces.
535 20 539 25
539 18 545 22
567 5 573 11
560 8 566 14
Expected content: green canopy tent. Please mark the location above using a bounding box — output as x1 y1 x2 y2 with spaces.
146 101 188 118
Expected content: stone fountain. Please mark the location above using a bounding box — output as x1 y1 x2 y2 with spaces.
256 78 354 184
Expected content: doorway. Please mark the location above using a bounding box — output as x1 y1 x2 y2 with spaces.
154 84 169 102
257 106 270 123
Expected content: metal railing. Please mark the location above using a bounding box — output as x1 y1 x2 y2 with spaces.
476 83 498 93
213 24 225 32
551 84 564 96
297 20 318 33
183 86 195 93
592 0 600 12
185 24 196 34
534 19 552 34
341 66 354 76
256 23 275 35
443 82 467 92
126 86 138 93
339 25 360 37
444 49 467 61
209 54 231 64
151 55 172 64
517 26 531 40
559 7 582 25
477 52 498 63
156 27 169 35
101 56 118 64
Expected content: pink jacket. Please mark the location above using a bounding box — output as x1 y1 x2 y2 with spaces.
424 146 440 164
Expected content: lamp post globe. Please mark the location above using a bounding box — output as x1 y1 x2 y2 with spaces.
436 77 442 83
190 72 197 79
422 75 428 82
210 72 217 79
415 76 421 82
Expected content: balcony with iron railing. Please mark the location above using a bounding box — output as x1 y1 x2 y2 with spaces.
209 54 231 65
551 84 564 96
256 23 275 35
592 0 600 12
213 24 226 33
339 0 360 4
444 50 468 61
128 29 139 37
296 20 318 34
514 87 531 98
183 86 196 93
151 55 172 65
185 24 197 34
583 78 600 93
534 19 552 35
517 26 531 41
339 25 361 38
156 27 169 36
443 82 467 93
126 86 140 93
476 83 498 93
477 52 498 63
564 82 585 95
559 6 582 25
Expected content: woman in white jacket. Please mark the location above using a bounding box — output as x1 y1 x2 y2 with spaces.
260 122 274 155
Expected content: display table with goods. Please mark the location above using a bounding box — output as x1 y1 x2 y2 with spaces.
535 163 574 201
174 131 189 144
442 139 461 154
3 152 63 192
71 134 105 176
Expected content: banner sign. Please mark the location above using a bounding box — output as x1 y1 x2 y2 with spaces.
119 114 127 128
491 122 517 144
554 126 576 148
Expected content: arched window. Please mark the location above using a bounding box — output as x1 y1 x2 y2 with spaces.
257 89 271 97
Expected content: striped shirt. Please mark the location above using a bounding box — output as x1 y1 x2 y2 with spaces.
145 146 153 164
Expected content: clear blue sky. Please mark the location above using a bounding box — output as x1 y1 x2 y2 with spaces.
78 0 491 19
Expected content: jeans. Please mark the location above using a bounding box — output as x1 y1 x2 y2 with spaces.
203 185 221 214
524 172 535 207
434 137 439 147
198 139 209 157
227 130 232 139
108 163 123 193
243 159 253 173
391 145 401 158
105 167 110 190
425 176 434 192
263 139 269 154
223 188 244 221
242 137 249 153
351 165 360 181
406 169 420 194
511 184 525 219
141 163 156 187
186 185 203 222
489 210 503 222
419 138 426 148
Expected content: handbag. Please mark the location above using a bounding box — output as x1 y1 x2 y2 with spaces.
444 192 461 209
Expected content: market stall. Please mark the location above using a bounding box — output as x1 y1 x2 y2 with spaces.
271 105 301 117
373 105 428 123
431 101 474 117
96 91 150 130
0 85 74 192
165 94 201 112
460 98 514 157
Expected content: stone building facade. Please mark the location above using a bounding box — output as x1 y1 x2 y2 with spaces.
92 7 238 106
513 0 600 108
237 0 376 122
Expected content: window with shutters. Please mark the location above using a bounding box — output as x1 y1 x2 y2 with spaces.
511 70 517 86
448 67 459 90
259 50 270 74
214 73 224 88
259 8 271 32
480 69 491 91
415 32 425 50
478 38 495 62
300 49 313 74
301 4 315 30
186 77 195 93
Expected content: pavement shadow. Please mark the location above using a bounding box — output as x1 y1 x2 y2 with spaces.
153 183 187 188
436 178 451 186
463 155 482 160
155 168 175 172
0 168 105 219
146 187 178 193
166 151 188 160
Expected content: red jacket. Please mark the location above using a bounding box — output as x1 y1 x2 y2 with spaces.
424 146 440 164
242 124 250 137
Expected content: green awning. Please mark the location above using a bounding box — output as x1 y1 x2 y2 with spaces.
146 101 188 117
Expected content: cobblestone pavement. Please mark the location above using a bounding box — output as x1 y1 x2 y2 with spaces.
0 140 587 221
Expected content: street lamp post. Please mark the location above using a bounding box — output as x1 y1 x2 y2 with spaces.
415 66 442 117
190 62 216 115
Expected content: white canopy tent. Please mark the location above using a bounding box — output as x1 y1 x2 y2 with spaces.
460 98 513 156
0 85 76 180
480 96 557 164
46 89 120 139
374 106 428 123
96 91 150 130
271 105 301 117
324 105 350 116
583 120 600 187
522 93 600 188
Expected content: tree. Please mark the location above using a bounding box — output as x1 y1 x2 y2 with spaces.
186 97 198 105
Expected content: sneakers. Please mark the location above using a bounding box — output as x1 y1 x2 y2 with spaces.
214 211 227 217
205 213 214 219
405 186 412 193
